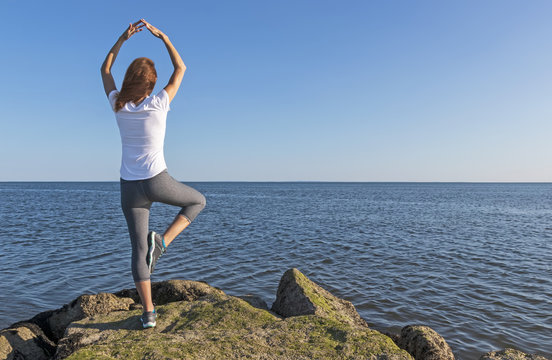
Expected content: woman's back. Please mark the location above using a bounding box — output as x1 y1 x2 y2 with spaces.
109 88 171 180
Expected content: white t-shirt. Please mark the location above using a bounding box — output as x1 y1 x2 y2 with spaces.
109 89 171 180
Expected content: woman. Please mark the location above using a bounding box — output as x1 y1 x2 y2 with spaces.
100 19 206 329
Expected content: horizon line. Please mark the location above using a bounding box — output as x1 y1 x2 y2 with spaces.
1 180 551 184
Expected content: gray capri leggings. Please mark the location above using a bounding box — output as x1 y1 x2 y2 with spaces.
120 170 206 283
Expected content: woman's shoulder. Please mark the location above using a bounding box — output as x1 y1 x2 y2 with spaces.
108 89 119 110
108 89 119 98
150 89 170 112
152 89 169 102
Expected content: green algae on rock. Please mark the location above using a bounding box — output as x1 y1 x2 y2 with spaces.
271 268 368 328
114 279 226 306
59 278 412 360
5 267 544 360
397 325 454 360
479 348 549 360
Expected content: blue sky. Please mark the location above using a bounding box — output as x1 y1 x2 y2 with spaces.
2 1 551 181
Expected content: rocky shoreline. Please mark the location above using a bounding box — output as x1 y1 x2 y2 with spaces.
0 268 547 360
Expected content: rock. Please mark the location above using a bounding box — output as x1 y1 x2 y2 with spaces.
397 325 454 360
479 348 549 360
54 332 103 360
271 268 368 328
0 270 428 359
385 330 401 344
114 279 225 305
44 292 134 342
58 284 413 360
24 309 57 343
0 322 55 360
236 294 269 310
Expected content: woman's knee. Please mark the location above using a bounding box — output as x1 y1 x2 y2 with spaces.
131 259 150 283
199 193 206 210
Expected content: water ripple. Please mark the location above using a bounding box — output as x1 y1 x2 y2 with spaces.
0 182 551 359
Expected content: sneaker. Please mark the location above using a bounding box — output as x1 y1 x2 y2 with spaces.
141 309 157 328
147 231 166 274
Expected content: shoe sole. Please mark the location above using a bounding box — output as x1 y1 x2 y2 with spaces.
147 231 156 273
141 319 156 328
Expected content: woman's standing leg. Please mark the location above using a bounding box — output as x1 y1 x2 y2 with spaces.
120 181 155 312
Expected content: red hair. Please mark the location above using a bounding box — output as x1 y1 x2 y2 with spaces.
115 57 157 112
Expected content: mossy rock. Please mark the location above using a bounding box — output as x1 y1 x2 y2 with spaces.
479 348 549 360
114 279 225 306
45 293 134 342
59 290 412 360
397 325 454 360
271 268 368 329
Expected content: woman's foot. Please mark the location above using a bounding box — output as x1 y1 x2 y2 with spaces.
141 309 157 328
147 231 166 274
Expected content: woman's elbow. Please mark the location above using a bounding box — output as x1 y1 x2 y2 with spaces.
175 65 186 78
100 64 109 75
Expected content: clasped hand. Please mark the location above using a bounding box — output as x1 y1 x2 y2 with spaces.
121 19 164 41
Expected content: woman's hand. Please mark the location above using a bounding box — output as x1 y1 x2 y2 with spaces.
141 19 166 39
121 20 145 41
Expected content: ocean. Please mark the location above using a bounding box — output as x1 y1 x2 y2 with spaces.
1 182 550 359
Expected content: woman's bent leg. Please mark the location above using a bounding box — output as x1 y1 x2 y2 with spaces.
163 214 191 246
144 171 206 245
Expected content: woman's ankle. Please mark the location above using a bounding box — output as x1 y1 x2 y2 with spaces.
161 234 172 247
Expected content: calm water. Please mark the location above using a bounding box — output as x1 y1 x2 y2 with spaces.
0 182 550 359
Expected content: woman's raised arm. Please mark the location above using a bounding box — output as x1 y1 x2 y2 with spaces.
101 21 144 97
141 19 186 103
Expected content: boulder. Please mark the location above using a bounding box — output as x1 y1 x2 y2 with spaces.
44 292 134 342
0 322 55 360
271 268 368 328
479 348 549 360
0 270 430 359
57 285 412 360
397 325 454 360
114 279 225 305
